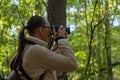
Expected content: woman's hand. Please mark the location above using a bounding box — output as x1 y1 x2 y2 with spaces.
53 25 68 39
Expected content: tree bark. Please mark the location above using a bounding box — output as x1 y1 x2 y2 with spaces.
47 0 66 27
104 1 113 80
47 0 67 80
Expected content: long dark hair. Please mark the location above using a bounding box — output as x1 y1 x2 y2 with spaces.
10 15 46 70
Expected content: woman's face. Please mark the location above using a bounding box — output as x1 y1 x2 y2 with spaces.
41 20 51 42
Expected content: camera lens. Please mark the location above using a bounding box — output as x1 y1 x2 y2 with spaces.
51 24 70 35
65 27 70 34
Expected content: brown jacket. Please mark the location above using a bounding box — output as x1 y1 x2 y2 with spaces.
22 36 78 80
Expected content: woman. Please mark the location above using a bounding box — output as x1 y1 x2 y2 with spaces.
10 15 78 80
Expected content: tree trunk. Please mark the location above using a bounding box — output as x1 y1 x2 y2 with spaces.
47 0 67 80
104 1 113 80
47 0 66 27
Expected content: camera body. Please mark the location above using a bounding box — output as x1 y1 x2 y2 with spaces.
51 24 70 35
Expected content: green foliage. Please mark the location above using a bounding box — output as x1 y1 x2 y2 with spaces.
0 0 120 80
67 0 120 80
0 0 46 78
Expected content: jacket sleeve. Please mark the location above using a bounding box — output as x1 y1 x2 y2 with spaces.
25 39 78 72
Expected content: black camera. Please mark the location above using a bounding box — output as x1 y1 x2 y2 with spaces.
51 24 70 35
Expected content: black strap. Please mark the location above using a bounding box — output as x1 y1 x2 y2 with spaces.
19 66 32 80
26 40 36 45
19 66 46 80
18 40 34 80
18 40 46 80
39 71 46 80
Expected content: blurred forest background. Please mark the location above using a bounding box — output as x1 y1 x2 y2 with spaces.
0 0 120 80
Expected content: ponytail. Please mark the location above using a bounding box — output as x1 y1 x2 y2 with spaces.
10 26 26 70
10 15 46 70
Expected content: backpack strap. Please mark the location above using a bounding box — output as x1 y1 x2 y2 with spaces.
19 66 46 80
18 40 35 80
18 40 46 80
19 66 32 80
39 71 46 80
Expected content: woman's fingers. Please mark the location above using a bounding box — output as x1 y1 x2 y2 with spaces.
52 25 68 39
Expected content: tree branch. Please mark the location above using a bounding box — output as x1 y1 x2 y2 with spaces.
93 16 105 32
100 61 120 72
90 0 98 28
112 61 120 67
41 0 47 9
85 0 98 76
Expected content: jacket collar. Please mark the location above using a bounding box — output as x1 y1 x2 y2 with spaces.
26 36 48 48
